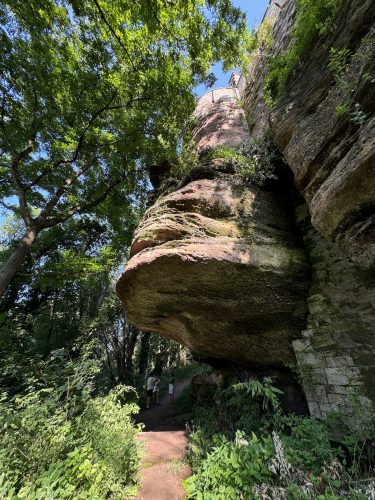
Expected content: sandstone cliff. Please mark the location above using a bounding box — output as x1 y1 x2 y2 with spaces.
117 0 375 419
245 0 375 267
117 169 309 367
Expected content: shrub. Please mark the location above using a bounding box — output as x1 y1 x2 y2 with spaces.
264 0 343 106
186 378 374 499
201 133 280 187
185 431 275 499
0 353 141 499
277 415 337 474
329 28 375 124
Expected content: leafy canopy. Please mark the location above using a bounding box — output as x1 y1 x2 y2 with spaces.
0 0 248 230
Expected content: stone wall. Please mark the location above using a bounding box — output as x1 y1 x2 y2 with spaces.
293 205 375 421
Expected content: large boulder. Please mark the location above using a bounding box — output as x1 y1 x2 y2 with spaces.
117 173 309 367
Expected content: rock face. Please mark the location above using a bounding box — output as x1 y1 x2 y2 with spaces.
117 0 375 420
192 87 249 152
117 172 309 366
293 205 375 419
244 0 375 267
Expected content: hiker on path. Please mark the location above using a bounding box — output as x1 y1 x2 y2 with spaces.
146 373 157 409
153 376 160 405
168 378 175 406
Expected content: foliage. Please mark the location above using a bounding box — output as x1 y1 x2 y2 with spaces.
349 104 369 127
186 431 275 499
201 132 280 187
329 28 375 124
275 415 337 474
186 378 375 499
245 18 273 62
237 134 280 186
328 47 352 76
264 0 342 106
225 377 282 412
203 144 249 169
0 0 250 295
0 348 141 498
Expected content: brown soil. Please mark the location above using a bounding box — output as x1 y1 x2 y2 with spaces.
134 378 193 500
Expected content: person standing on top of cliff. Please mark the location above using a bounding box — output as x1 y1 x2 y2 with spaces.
146 373 157 409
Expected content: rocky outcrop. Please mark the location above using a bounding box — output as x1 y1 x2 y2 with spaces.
116 0 375 420
192 88 249 152
244 0 375 267
117 170 309 366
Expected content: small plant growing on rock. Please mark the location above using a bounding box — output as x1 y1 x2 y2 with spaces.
349 103 369 127
200 132 281 187
238 133 280 186
328 47 352 76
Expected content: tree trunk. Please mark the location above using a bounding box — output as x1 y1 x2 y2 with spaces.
138 332 151 375
124 325 139 383
0 226 39 298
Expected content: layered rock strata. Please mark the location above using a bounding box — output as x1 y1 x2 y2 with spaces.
117 172 309 366
243 0 375 267
117 0 375 419
192 87 249 152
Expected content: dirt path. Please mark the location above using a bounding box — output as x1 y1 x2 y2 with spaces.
134 378 193 500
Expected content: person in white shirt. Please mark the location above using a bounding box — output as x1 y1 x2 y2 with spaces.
146 373 156 409
168 378 175 406
153 376 160 405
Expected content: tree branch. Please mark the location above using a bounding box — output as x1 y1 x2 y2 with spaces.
36 156 99 224
10 88 39 226
92 0 138 72
27 89 119 190
41 172 127 228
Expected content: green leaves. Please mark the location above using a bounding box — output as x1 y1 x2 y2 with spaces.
0 350 141 498
264 0 343 107
0 0 249 295
186 431 274 499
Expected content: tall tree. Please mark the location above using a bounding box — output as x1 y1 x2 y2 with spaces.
0 0 248 297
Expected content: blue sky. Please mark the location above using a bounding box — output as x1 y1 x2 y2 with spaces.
195 0 270 96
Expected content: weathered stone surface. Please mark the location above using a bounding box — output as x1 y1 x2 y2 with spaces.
293 204 375 420
242 0 375 267
242 0 294 139
193 88 249 153
268 0 375 267
116 0 375 421
117 175 309 367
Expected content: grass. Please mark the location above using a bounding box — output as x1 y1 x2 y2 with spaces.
165 458 188 475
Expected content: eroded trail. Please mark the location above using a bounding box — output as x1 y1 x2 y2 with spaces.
134 378 193 500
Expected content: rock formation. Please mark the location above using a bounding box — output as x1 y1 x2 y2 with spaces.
117 85 310 367
192 88 249 152
117 169 309 366
117 0 375 419
245 0 375 267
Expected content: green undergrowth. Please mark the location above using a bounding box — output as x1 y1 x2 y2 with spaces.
264 0 343 107
185 377 375 499
0 348 142 499
200 132 281 187
329 27 375 124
